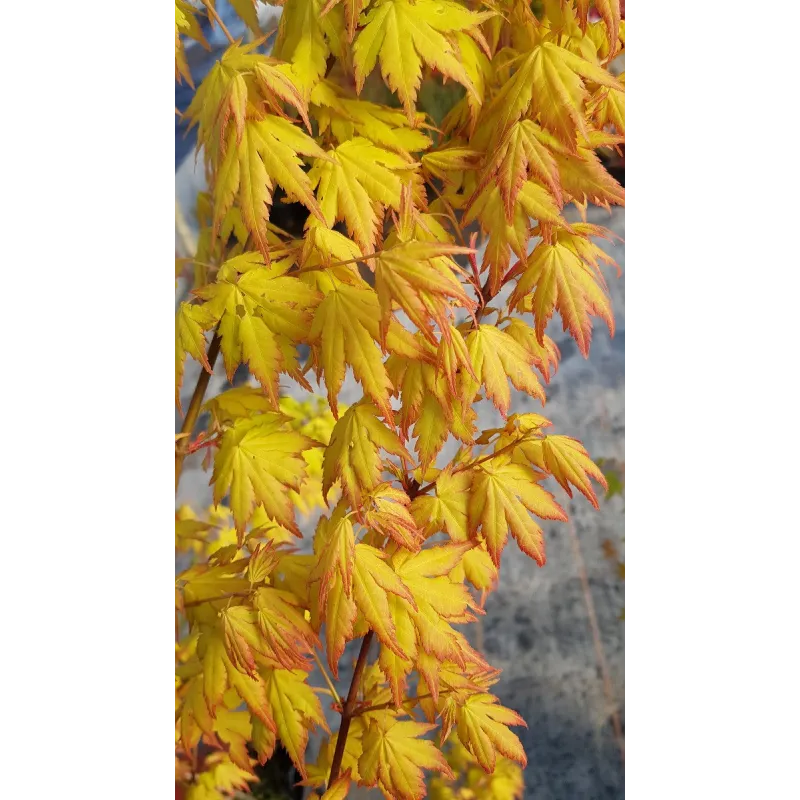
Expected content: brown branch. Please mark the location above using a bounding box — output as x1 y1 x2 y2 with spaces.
176 330 222 493
328 631 374 786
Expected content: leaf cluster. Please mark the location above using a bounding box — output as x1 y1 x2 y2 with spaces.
175 1 624 798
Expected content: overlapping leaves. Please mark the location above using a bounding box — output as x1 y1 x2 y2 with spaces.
176 2 624 797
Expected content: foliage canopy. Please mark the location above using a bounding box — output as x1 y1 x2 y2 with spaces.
175 1 624 797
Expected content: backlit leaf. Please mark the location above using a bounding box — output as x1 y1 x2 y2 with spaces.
322 402 412 507
212 414 318 535
308 138 408 253
264 668 327 778
353 0 492 121
455 693 527 773
359 716 454 800
469 460 567 565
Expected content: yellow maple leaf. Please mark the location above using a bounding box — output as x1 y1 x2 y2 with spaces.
321 0 368 41
320 771 352 799
264 668 328 778
307 137 409 253
252 586 321 670
219 43 312 129
472 120 563 222
374 240 477 345
205 386 275 428
593 0 622 53
309 503 356 608
246 541 281 585
502 318 561 383
438 321 477 388
175 0 208 87
589 71 625 135
412 395 451 472
553 145 625 208
508 234 615 358
353 543 415 656
248 507 299 547
455 693 527 773
309 277 427 405
176 302 213 410
322 402 412 507
220 605 268 676
211 413 318 535
411 467 472 541
273 0 341 94
387 333 476 447
465 325 546 418
311 80 432 156
179 559 251 607
460 540 498 591
312 569 357 678
212 708 253 772
195 254 322 406
421 146 482 184
198 629 230 713
194 627 277 732
186 45 310 153
375 540 477 705
431 733 524 800
185 752 254 800
463 180 568 294
363 484 423 551
359 716 455 800
353 0 492 121
305 717 368 787
392 542 476 661
214 117 326 256
377 593 417 705
227 0 262 34
469 459 567 565
309 284 395 419
252 716 276 765
479 41 622 151
519 434 608 508
180 675 215 757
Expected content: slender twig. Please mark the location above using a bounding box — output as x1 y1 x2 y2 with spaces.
182 591 250 609
312 650 342 708
328 631 374 785
176 330 222 493
353 687 456 717
414 432 537 497
298 249 386 275
202 0 236 44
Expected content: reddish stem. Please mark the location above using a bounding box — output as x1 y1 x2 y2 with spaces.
328 631 374 785
176 331 221 493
